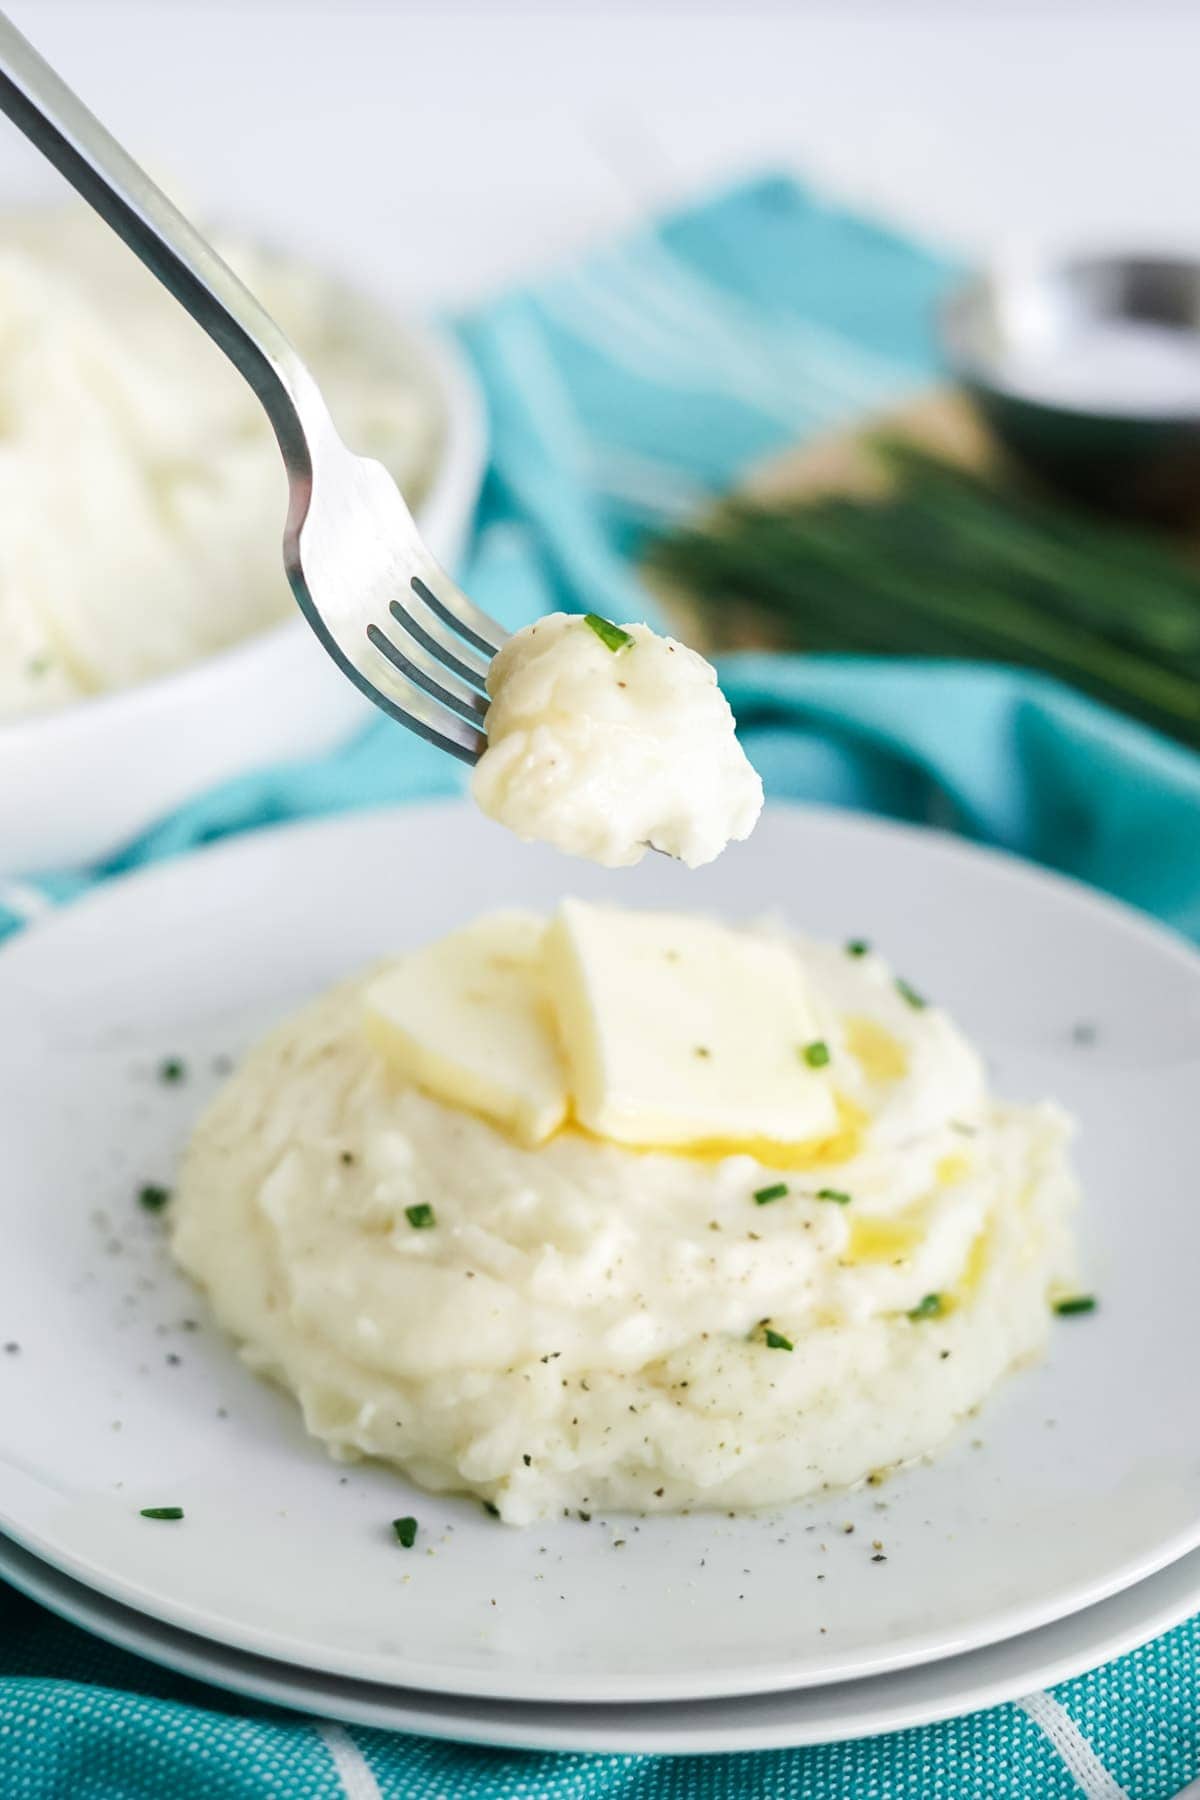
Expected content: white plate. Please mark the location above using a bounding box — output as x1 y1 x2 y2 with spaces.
0 311 485 876
3 1529 1199 1754
1 802 1198 1707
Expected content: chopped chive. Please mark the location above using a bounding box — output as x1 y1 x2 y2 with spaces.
392 1516 418 1548
754 1182 789 1205
802 1040 831 1069
137 1184 171 1213
1053 1294 1097 1317
816 1187 852 1205
158 1057 186 1084
907 1292 944 1321
26 654 50 678
405 1203 436 1230
845 939 871 957
895 978 927 1010
139 1506 183 1521
764 1328 793 1352
483 1500 501 1518
583 613 634 653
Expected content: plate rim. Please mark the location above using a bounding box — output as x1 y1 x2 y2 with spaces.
3 1528 1199 1755
4 795 1199 983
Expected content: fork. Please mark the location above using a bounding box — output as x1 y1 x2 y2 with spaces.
0 11 507 762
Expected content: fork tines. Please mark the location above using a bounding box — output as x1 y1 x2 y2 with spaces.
366 571 507 763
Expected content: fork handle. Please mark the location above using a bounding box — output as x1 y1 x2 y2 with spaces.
0 9 324 488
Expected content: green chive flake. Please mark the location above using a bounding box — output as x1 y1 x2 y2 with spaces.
802 1040 831 1069
138 1183 171 1213
159 1057 187 1084
764 1328 793 1352
405 1203 436 1230
754 1182 789 1205
845 939 871 958
1053 1294 1097 1317
895 978 927 1010
816 1187 852 1205
392 1516 418 1548
907 1292 944 1321
139 1506 183 1521
583 613 634 653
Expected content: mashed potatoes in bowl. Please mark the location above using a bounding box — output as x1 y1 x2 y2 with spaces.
0 208 483 872
0 208 443 720
172 900 1081 1525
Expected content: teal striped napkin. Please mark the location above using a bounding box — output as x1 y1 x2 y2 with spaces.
3 175 1200 1797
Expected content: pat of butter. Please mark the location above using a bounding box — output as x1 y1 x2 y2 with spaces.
364 912 567 1146
543 900 838 1151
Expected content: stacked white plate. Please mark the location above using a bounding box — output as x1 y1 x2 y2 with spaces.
3 802 1199 1753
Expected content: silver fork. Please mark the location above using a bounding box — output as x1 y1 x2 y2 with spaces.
0 11 506 763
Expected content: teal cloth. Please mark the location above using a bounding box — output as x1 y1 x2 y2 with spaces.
3 175 1200 1797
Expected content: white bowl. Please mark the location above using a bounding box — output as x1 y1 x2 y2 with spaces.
0 316 486 876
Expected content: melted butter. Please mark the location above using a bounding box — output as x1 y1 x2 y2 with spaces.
925 1227 992 1318
844 1015 908 1083
847 1206 929 1264
559 1094 868 1171
935 1152 971 1186
954 1227 991 1303
417 1081 869 1170
849 1191 991 1311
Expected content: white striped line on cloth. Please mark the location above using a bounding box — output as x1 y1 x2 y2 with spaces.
314 1722 382 1800
538 230 919 439
623 233 919 406
1017 1692 1130 1800
586 443 714 522
539 266 837 436
0 880 53 926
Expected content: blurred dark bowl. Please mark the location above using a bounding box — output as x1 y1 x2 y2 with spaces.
941 254 1200 523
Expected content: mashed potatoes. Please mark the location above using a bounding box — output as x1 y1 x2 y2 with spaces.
0 209 441 719
471 613 763 866
172 908 1080 1524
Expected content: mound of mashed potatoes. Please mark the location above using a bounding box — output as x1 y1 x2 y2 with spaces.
0 208 441 719
172 902 1080 1525
471 613 763 867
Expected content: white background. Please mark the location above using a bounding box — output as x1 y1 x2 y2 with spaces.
2 1 1197 310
